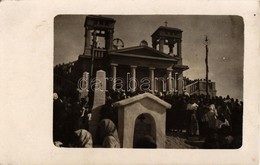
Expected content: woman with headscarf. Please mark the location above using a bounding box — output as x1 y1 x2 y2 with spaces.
206 104 218 133
98 119 120 148
71 129 93 148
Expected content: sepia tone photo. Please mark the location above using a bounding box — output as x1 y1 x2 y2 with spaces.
53 15 243 149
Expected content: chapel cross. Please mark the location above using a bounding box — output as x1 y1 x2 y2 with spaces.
164 21 168 27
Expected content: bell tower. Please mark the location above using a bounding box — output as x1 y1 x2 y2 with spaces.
151 24 188 95
151 25 183 64
83 15 116 56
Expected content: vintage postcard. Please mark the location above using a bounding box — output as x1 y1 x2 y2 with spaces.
54 15 243 149
0 0 259 164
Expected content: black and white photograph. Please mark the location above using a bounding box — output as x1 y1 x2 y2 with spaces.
54 15 243 149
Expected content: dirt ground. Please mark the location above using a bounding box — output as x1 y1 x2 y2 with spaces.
165 132 200 149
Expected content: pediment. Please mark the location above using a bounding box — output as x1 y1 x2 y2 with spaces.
108 46 177 61
112 93 171 109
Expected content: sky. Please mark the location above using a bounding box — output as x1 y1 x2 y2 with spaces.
54 15 244 100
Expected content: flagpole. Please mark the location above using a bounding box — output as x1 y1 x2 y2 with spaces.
90 30 97 83
205 35 209 97
88 30 97 110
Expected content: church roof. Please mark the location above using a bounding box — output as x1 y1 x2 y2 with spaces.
173 64 189 71
151 26 183 37
108 45 178 62
85 15 116 22
112 92 172 109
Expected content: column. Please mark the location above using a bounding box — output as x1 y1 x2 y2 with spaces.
169 44 174 55
106 29 114 50
149 67 155 94
159 39 164 52
111 63 118 91
174 72 179 94
84 27 91 55
152 38 157 49
79 72 89 99
177 40 182 63
167 69 173 92
178 73 183 95
130 65 137 92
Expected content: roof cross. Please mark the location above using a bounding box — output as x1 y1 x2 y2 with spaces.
164 21 168 27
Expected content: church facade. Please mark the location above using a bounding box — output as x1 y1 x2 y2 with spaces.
54 15 217 97
77 15 188 95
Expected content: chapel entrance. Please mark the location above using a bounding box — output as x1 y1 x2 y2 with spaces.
112 93 171 148
133 113 156 148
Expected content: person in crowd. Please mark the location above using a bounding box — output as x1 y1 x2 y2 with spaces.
70 129 93 148
186 99 193 136
80 97 92 130
166 96 175 132
190 109 198 136
206 104 218 133
204 114 234 149
53 93 66 142
197 99 208 137
71 98 84 131
186 99 199 136
100 93 117 123
61 97 75 145
54 141 64 147
179 96 188 133
168 96 186 133
121 92 127 100
158 92 164 99
216 114 230 131
68 96 91 131
203 133 221 149
97 119 120 148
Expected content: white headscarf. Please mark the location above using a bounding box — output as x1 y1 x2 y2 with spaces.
53 93 58 100
209 104 218 117
73 129 93 148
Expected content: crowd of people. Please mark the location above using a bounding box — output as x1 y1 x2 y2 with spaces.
53 92 121 148
163 93 243 149
53 89 243 149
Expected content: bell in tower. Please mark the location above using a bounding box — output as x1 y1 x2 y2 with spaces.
151 24 183 63
83 15 116 56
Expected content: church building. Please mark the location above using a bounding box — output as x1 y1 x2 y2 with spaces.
76 15 189 94
54 15 217 97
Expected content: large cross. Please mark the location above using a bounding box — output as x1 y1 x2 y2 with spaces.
164 21 168 27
